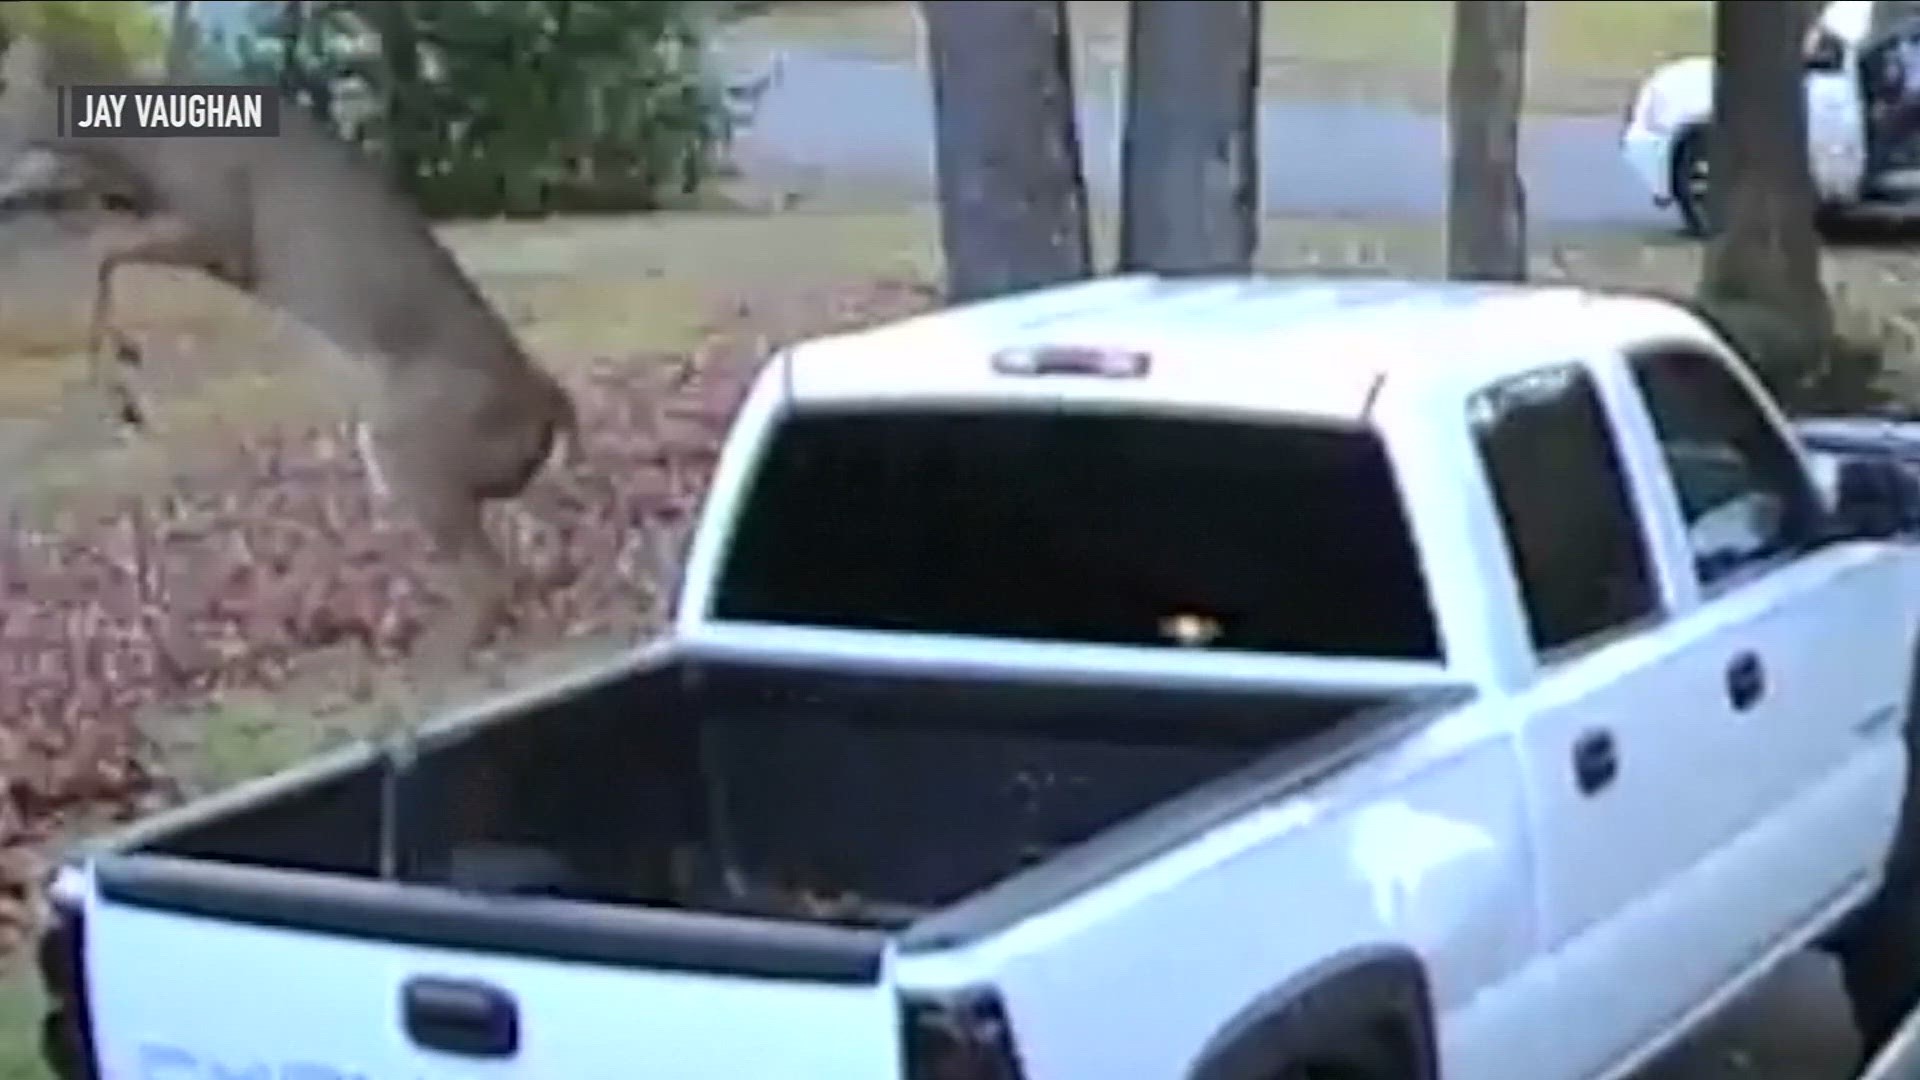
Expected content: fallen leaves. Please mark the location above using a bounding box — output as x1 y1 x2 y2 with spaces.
0 278 938 950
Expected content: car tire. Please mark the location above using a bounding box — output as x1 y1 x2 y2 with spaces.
1670 124 1852 241
40 1008 92 1080
1274 1050 1394 1080
1836 638 1920 1063
1265 1011 1415 1080
1672 127 1714 238
1192 953 1437 1080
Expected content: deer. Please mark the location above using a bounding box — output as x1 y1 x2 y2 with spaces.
0 34 589 684
0 35 607 877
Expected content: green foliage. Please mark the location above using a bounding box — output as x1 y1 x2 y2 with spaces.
0 1 168 69
214 1 368 136
213 0 757 218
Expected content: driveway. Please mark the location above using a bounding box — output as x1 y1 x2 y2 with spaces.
1637 953 1858 1079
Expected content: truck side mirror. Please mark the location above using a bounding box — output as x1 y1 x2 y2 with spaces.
1807 31 1846 72
1828 457 1920 540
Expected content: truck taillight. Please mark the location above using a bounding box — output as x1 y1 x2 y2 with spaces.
902 990 1026 1080
37 886 97 1080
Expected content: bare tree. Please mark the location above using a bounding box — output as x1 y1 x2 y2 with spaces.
164 0 195 79
921 0 1091 302
368 0 423 190
1118 0 1260 275
275 0 306 97
1697 0 1832 403
1445 0 1528 281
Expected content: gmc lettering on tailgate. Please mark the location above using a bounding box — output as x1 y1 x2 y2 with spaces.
138 1043 391 1080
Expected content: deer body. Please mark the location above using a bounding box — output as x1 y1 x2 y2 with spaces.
0 38 584 666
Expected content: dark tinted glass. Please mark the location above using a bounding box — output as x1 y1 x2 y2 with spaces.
1472 365 1658 652
715 409 1440 659
1629 347 1820 587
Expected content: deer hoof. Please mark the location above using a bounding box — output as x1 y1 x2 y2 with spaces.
114 339 144 368
119 399 145 428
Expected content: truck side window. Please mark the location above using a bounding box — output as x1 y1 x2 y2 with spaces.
1627 345 1821 590
1471 364 1658 654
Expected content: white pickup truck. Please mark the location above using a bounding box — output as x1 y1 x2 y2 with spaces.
1622 0 1920 236
36 275 1920 1080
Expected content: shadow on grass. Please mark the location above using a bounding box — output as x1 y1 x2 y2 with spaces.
1822 214 1920 251
0 970 47 1080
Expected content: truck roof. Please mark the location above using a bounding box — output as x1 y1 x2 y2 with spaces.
781 274 1710 424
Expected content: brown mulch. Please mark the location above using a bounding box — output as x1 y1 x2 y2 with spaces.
0 277 936 949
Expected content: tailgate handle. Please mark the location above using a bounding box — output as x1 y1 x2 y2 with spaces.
402 976 519 1058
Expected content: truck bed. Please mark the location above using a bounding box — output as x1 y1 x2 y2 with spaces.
95 649 1462 946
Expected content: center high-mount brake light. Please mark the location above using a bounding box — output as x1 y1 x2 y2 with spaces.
991 345 1151 378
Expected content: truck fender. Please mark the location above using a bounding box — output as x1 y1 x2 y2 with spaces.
1640 56 1715 132
1824 626 1920 953
1185 945 1438 1080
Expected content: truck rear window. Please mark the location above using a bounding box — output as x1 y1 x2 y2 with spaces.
712 409 1440 660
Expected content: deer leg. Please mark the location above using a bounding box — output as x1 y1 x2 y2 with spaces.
355 420 393 503
87 253 144 428
417 505 517 846
357 417 514 682
413 488 515 684
437 523 512 668
85 214 228 429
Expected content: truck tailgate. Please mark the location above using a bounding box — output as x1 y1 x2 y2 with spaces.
81 858 903 1080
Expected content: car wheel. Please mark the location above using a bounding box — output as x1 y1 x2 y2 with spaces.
1276 1056 1390 1080
1672 128 1714 238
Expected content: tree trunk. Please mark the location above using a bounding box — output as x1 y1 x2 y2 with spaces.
373 0 423 194
1445 0 1528 281
1698 0 1832 403
922 0 1092 302
276 0 305 97
1118 0 1260 275
164 0 195 79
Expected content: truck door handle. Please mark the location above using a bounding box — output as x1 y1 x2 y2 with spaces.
402 976 519 1058
1573 729 1618 796
1727 651 1766 712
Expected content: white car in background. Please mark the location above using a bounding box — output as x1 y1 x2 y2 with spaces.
1622 0 1920 236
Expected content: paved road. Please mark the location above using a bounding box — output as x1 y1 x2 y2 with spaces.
729 50 1670 230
